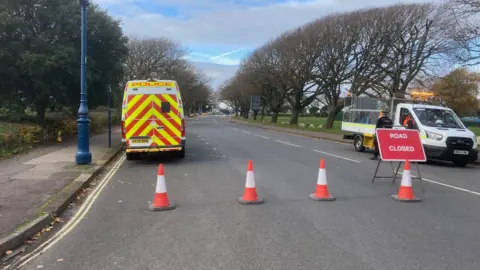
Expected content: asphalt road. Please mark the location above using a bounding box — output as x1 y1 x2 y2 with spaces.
12 116 480 270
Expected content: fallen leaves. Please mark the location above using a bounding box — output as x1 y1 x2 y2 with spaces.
31 232 41 240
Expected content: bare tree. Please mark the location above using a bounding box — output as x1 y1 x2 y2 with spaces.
307 13 365 128
446 0 480 65
125 37 186 81
124 37 211 115
239 42 290 123
219 75 257 118
275 29 322 124
373 4 450 100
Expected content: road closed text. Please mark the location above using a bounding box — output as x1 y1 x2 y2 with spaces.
376 129 426 161
388 133 416 152
389 145 415 152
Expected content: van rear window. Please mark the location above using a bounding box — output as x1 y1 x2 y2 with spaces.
161 102 171 113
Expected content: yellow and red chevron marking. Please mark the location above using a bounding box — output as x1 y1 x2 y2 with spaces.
125 94 182 147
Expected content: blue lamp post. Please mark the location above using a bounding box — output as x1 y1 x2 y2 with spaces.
76 0 92 164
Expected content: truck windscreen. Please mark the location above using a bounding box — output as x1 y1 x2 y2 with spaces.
413 108 464 129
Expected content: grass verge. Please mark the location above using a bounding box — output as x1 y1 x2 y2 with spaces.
235 116 343 135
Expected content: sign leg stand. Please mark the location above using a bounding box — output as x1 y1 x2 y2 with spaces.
392 162 402 183
415 162 426 194
372 159 382 183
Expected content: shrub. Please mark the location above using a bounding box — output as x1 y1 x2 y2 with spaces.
18 125 42 144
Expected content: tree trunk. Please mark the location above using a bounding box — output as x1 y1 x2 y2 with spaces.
35 101 47 128
271 111 279 123
289 108 300 125
326 105 342 129
243 109 249 119
326 108 336 129
253 110 257 120
289 93 302 125
260 108 264 122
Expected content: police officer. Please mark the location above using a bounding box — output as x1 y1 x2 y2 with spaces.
370 108 393 160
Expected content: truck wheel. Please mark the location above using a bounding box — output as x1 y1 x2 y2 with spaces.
354 136 365 152
452 160 468 167
178 148 185 159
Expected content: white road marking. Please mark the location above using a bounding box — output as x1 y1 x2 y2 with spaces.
212 119 218 124
242 131 251 134
12 155 126 269
313 150 360 163
225 126 240 131
395 171 480 196
421 178 480 196
254 134 269 139
275 140 301 148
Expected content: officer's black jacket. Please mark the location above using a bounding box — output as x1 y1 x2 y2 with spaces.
375 116 393 129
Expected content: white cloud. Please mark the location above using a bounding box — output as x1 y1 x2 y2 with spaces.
109 0 439 47
96 0 443 87
192 62 238 90
187 51 242 66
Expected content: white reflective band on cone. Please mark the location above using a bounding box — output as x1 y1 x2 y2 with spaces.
401 170 412 187
316 169 327 185
156 175 167 193
245 171 256 188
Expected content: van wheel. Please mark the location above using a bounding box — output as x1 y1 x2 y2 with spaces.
126 153 138 160
178 148 185 158
354 136 365 152
452 160 468 167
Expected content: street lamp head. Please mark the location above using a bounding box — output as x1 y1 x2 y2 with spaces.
79 0 89 6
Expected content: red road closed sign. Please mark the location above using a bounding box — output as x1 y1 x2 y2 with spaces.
376 129 426 162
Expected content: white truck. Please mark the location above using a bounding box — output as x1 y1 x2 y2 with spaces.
341 95 478 166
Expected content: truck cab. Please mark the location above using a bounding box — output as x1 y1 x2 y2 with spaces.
393 104 478 166
342 95 478 166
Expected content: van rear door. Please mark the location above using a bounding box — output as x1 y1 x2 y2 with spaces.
124 81 182 149
125 93 154 147
151 94 182 147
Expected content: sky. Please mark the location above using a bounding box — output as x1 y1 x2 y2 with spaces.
95 0 439 90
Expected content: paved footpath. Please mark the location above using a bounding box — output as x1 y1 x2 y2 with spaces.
0 129 121 242
7 116 480 270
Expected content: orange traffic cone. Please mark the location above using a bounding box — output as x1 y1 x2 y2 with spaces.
238 160 264 205
309 159 336 201
149 164 176 211
392 160 421 202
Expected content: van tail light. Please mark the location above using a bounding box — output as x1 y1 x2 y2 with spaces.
181 119 185 138
121 121 126 140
